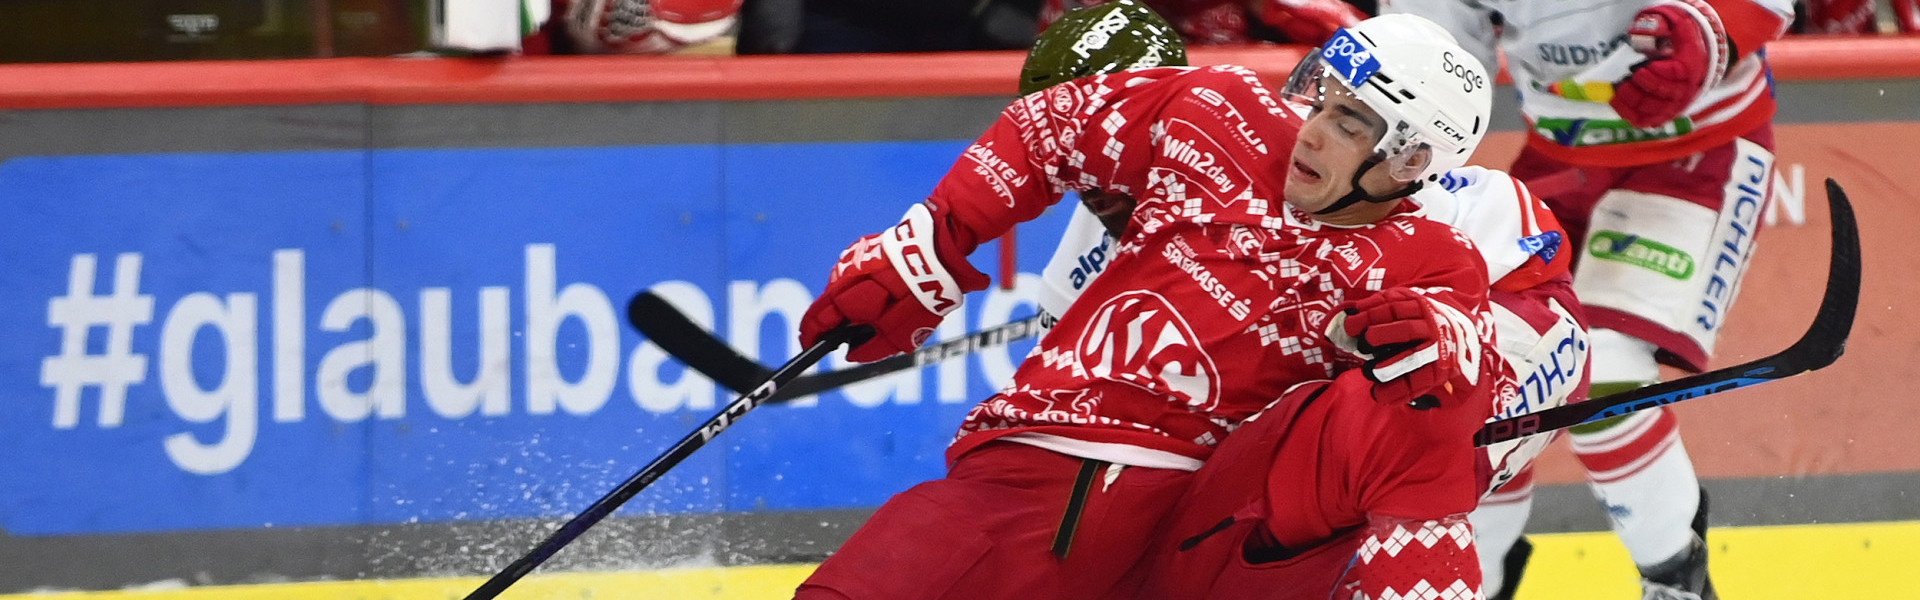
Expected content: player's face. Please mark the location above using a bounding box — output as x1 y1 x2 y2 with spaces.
1284 79 1390 212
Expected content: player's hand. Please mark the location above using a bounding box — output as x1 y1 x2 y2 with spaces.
1609 0 1729 127
800 204 988 363
1254 0 1365 46
1327 288 1482 409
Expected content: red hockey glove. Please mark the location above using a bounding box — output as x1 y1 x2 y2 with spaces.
800 203 989 363
1255 0 1365 46
1328 288 1483 409
1609 0 1730 128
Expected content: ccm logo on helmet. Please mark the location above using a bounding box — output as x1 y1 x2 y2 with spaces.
1430 116 1468 143
1441 52 1484 92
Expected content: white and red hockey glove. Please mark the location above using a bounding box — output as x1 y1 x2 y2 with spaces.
800 203 989 363
1609 0 1730 128
1328 288 1483 409
1255 0 1365 46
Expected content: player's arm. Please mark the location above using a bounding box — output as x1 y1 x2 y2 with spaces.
1609 0 1792 126
1328 240 1502 600
1706 0 1794 61
1326 231 1499 415
921 64 1285 253
798 69 1183 362
921 71 1176 254
1327 230 1505 507
1336 274 1587 599
1428 166 1572 294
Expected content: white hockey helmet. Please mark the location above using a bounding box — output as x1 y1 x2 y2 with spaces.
1282 13 1494 185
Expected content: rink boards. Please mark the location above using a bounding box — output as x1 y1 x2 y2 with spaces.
0 41 1917 596
3 520 1915 599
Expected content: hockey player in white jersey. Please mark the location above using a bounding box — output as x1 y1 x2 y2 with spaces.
1380 0 1795 598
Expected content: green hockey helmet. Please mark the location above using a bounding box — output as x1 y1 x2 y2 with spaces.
1019 0 1189 96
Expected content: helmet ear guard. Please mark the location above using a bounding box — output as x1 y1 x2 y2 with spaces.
1371 120 1436 184
1383 144 1432 183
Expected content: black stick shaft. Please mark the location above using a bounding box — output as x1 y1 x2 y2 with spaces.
628 285 1046 402
773 315 1046 400
463 327 868 600
1475 178 1859 447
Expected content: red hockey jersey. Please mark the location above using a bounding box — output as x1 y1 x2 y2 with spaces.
921 66 1501 472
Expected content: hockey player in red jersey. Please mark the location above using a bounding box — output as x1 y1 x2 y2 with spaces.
1027 1 1587 518
790 13 1514 600
1017 12 1592 600
1014 5 1591 599
1382 1 1794 597
1129 163 1588 600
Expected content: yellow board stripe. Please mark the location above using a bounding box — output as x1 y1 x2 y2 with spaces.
0 565 821 600
9 520 1916 599
1519 519 1920 600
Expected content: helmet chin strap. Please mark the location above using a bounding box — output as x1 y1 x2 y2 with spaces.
1313 154 1424 215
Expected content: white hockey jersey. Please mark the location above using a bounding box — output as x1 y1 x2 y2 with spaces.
1382 0 1793 166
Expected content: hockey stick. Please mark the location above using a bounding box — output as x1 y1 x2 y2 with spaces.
462 325 872 600
627 169 1577 402
1474 178 1860 447
626 291 1047 402
634 177 1857 445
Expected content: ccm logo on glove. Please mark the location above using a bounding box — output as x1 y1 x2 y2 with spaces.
801 203 988 363
883 220 960 313
885 217 961 314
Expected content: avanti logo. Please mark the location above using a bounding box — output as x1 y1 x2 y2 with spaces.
1587 231 1693 279
1533 116 1693 147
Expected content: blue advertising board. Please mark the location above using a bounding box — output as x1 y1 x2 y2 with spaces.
0 141 1073 536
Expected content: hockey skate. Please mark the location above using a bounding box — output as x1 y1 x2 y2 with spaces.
1637 488 1716 600
1488 536 1533 600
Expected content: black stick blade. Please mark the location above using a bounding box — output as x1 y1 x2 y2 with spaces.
626 290 774 394
1784 178 1860 369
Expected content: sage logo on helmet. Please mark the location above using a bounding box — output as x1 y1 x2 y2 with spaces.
1442 52 1486 92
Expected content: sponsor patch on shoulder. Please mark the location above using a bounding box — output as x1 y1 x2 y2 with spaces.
1517 231 1563 263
